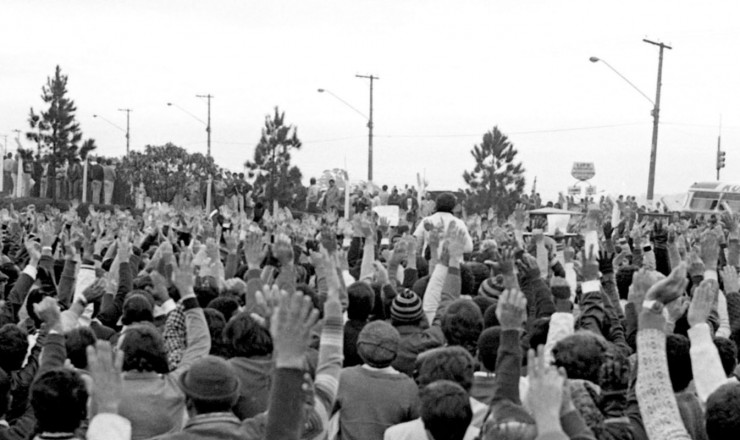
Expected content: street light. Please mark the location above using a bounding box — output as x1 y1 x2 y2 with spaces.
590 44 669 202
318 78 378 181
93 113 130 155
167 96 213 157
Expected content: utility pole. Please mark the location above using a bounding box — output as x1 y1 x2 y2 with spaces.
118 108 132 155
356 74 378 181
196 94 213 157
643 38 672 202
717 118 726 181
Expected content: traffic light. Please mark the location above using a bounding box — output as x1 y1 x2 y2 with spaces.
717 150 727 169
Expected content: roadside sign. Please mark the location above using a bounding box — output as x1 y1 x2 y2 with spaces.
571 162 595 181
568 185 581 196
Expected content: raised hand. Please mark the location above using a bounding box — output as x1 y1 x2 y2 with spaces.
513 203 527 230
150 271 171 305
33 297 61 331
171 247 195 298
25 239 42 264
319 225 338 254
700 231 720 271
82 278 107 304
496 289 527 330
645 261 688 304
244 231 266 270
721 265 740 294
224 229 240 255
526 346 565 431
86 341 124 415
687 280 717 327
270 289 319 369
272 234 294 266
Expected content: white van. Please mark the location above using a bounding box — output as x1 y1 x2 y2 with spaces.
683 182 740 214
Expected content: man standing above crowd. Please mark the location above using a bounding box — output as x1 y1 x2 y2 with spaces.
90 157 104 204
103 159 116 205
414 192 473 255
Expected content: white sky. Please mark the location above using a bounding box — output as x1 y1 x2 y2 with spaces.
3 0 740 201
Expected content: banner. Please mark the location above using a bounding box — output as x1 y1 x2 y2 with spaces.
373 205 400 226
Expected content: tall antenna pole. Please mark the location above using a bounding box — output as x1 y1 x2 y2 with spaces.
356 74 379 181
643 38 672 202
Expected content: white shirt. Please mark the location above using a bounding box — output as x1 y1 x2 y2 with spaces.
384 417 479 440
413 212 474 254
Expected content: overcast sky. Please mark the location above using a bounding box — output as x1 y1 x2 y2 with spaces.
3 0 740 201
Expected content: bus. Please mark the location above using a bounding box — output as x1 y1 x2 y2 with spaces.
683 182 740 214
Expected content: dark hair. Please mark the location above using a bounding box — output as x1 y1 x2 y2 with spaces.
714 337 738 377
194 282 220 309
224 312 273 358
665 334 692 392
435 193 457 214
482 304 499 328
706 382 740 440
0 369 10 418
310 178 316 185
459 265 474 297
121 294 154 326
347 282 375 321
203 308 229 358
552 332 608 384
0 324 29 372
120 325 170 374
65 327 98 369
207 296 240 322
441 300 483 357
477 327 501 372
417 346 475 392
190 397 235 415
31 369 88 433
420 380 472 440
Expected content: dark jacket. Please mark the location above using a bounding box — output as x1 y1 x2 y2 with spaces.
229 356 273 420
391 323 444 376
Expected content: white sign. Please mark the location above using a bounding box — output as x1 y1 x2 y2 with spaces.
571 162 595 181
586 185 597 196
568 185 581 196
373 205 400 226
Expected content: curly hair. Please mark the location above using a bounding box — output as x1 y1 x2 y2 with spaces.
0 324 29 372
416 346 475 392
420 380 471 440
552 331 609 384
120 324 169 374
224 312 273 358
706 382 740 440
31 369 88 434
65 327 97 370
441 299 483 357
714 337 738 377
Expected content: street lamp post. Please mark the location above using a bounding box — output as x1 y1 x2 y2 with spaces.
318 79 378 181
590 40 671 203
167 97 213 157
93 113 128 154
118 109 132 155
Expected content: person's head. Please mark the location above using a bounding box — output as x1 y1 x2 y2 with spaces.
435 193 457 214
180 356 240 416
714 337 738 377
223 312 273 358
441 299 484 357
416 346 475 392
477 327 502 372
65 327 97 370
0 324 29 372
347 281 375 321
482 303 499 328
420 380 472 440
203 308 229 357
382 185 388 191
329 179 335 187
207 296 240 322
121 293 155 326
552 331 609 384
310 177 316 185
31 369 88 434
357 321 400 368
390 289 424 326
666 334 693 392
119 324 169 374
706 382 740 440
528 318 551 354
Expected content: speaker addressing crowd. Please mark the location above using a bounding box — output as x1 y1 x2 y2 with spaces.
0 175 737 440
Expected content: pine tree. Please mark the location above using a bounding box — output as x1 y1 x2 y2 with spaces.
245 107 304 208
26 65 96 200
462 126 525 221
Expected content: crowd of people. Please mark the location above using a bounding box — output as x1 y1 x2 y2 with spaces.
0 183 737 440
